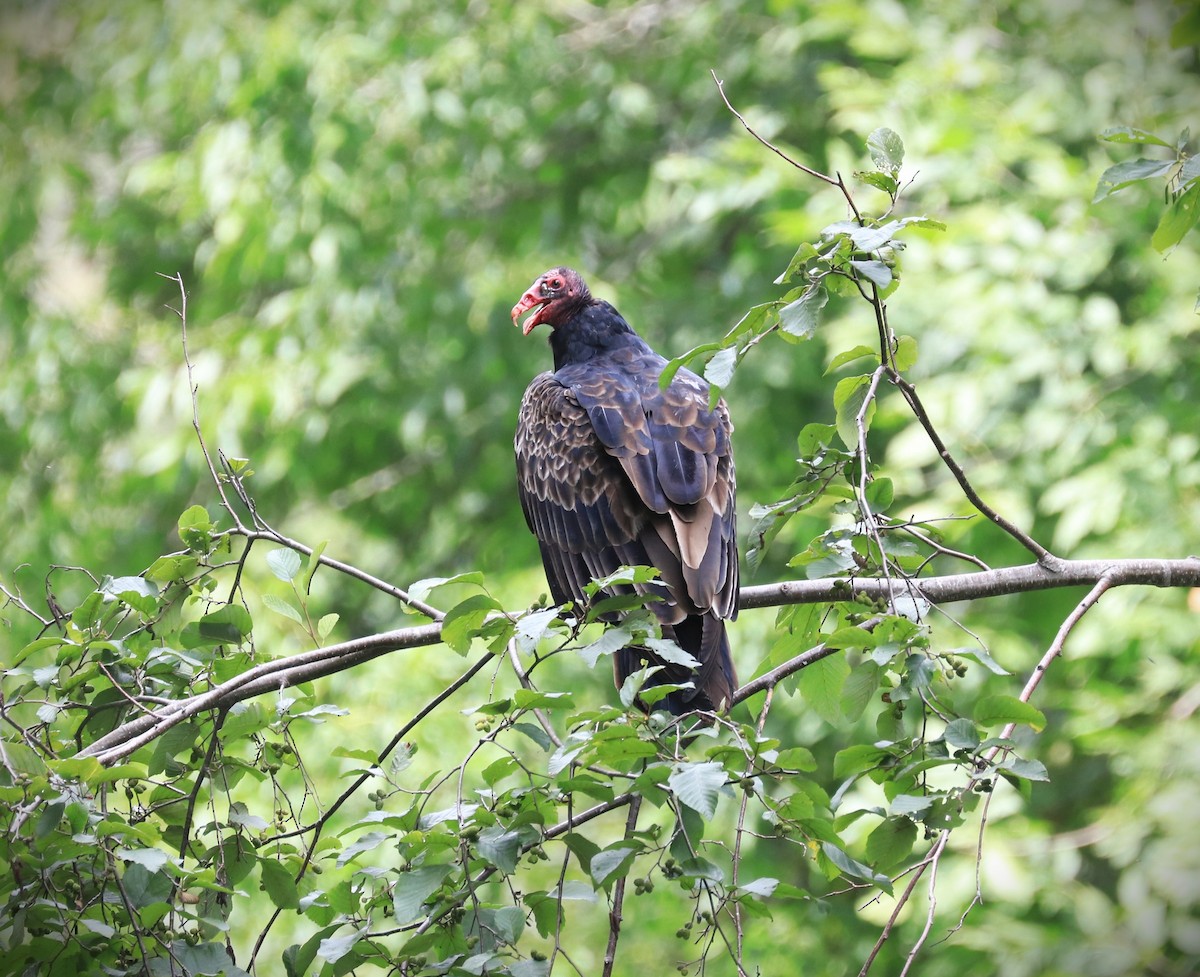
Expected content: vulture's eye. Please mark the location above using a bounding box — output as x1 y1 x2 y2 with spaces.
548 278 563 290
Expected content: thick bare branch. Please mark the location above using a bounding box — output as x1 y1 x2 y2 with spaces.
76 556 1199 764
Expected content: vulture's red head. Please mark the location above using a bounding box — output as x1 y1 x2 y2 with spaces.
511 267 591 335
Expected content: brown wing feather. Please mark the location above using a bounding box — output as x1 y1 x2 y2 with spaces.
516 352 738 712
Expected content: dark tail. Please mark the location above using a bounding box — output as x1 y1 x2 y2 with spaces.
615 612 736 716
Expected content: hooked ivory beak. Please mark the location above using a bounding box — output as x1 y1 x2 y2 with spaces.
511 287 547 336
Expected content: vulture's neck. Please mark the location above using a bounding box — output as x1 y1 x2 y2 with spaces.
550 301 642 370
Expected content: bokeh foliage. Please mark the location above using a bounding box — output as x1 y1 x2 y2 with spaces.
2 1 1199 975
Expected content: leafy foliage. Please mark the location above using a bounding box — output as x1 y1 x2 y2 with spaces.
2 2 1200 977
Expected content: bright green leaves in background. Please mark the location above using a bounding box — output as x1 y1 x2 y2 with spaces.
2 1 1200 976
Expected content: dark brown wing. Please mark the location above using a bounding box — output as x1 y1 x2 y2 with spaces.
514 371 667 612
515 350 738 712
564 347 737 623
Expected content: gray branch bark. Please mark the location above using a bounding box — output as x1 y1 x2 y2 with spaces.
78 556 1200 764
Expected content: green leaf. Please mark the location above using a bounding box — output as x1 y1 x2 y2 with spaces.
892 335 918 371
704 346 739 389
826 344 877 373
262 593 303 625
408 571 486 604
849 259 892 289
944 717 982 750
771 746 817 772
867 127 904 173
266 548 303 582
335 831 388 868
866 816 918 870
974 694 1047 731
510 959 552 977
177 504 213 550
318 613 339 639
778 287 827 343
317 930 362 965
799 653 850 724
181 604 254 648
1100 126 1175 148
440 593 503 653
590 844 639 887
99 575 160 614
855 170 899 195
997 755 1050 781
477 826 523 873
955 645 1010 676
303 540 328 593
1152 181 1200 253
775 242 821 284
833 743 887 779
259 857 300 910
833 374 876 450
116 846 172 872
1092 158 1176 201
840 663 879 721
392 864 453 924
821 841 891 891
668 760 729 819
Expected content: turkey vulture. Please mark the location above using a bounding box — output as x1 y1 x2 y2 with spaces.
511 267 738 714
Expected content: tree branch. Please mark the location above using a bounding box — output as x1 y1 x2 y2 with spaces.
77 557 1200 764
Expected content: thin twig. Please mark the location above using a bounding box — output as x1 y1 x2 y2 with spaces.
711 70 840 187
602 795 643 977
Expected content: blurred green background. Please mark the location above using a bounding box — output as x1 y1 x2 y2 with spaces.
3 0 1199 974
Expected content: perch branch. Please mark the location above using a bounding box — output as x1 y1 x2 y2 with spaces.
75 557 1200 765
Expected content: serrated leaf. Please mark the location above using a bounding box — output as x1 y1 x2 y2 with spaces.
477 827 522 873
892 335 918 371
392 864 452 924
771 746 817 772
407 571 485 604
833 743 887 779
855 170 899 194
1092 158 1177 202
826 344 877 373
956 645 1010 675
840 663 879 721
821 841 891 891
318 613 339 639
181 604 253 648
266 548 303 582
668 760 729 819
260 858 300 910
799 653 850 724
1100 126 1175 147
866 816 917 870
778 287 827 342
973 694 1046 731
849 259 893 289
944 717 982 750
440 594 503 654
336 831 387 867
704 346 739 389
590 845 639 887
262 593 303 625
303 540 328 593
1152 181 1200 253
643 636 699 669
317 930 362 964
736 877 780 898
512 689 575 711
998 756 1049 781
775 242 821 284
867 127 904 173
890 794 934 816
